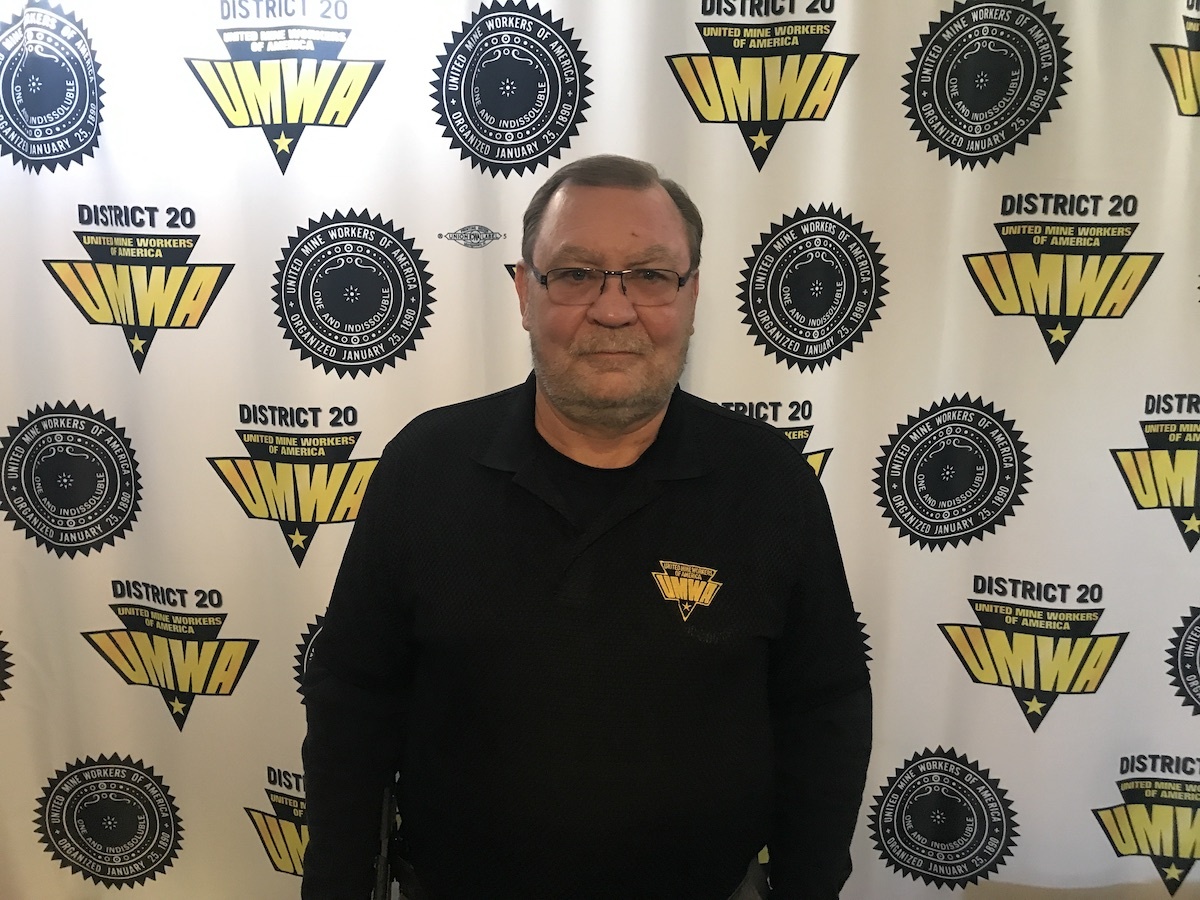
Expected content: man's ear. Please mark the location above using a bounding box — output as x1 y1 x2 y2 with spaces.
686 270 699 334
515 260 532 331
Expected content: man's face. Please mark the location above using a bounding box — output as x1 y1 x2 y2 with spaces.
515 182 699 431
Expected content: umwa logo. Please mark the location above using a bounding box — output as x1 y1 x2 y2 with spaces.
1095 757 1200 895
1112 395 1200 552
83 604 257 730
652 560 721 622
941 592 1126 731
668 20 855 170
187 27 383 173
246 781 307 878
964 196 1162 363
45 209 234 370
1153 15 1200 116
209 414 377 566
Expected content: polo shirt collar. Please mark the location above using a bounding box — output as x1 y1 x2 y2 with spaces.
474 372 714 482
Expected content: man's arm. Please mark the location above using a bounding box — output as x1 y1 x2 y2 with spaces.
767 466 872 899
301 443 412 899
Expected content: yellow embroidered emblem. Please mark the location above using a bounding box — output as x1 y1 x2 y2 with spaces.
652 560 722 621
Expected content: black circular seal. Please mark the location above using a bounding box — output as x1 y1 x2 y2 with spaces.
0 1 103 173
902 0 1069 168
869 747 1017 889
293 614 324 693
0 402 140 557
874 395 1030 549
432 1 591 177
1168 607 1200 715
274 210 435 377
0 632 10 698
35 754 182 887
738 205 887 371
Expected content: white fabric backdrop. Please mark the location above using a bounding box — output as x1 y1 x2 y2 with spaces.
1 1 1197 896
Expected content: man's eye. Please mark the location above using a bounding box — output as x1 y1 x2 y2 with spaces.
557 268 593 282
635 269 669 283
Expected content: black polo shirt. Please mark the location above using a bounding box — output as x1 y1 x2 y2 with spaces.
302 374 871 900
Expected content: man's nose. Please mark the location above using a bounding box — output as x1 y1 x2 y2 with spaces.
587 274 639 326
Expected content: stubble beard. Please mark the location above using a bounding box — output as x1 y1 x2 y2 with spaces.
530 331 689 432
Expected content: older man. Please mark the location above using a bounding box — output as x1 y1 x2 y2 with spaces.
301 155 871 900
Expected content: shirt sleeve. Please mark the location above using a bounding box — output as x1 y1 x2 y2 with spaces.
766 461 872 899
300 440 413 900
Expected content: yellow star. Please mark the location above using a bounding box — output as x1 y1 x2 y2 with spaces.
1163 863 1184 882
749 129 773 150
1024 695 1046 716
128 333 146 354
288 529 309 548
170 697 188 715
1045 322 1071 344
273 131 294 154
1183 514 1200 534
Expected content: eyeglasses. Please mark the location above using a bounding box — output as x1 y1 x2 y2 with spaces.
529 265 693 307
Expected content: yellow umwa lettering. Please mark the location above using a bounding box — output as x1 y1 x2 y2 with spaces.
188 58 378 127
668 53 848 122
46 263 226 327
84 631 255 694
1115 449 1198 508
1154 46 1200 116
247 810 308 875
942 626 1122 692
211 459 378 522
1096 804 1200 857
965 253 1159 318
654 573 719 605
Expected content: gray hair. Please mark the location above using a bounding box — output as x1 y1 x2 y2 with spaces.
521 154 703 272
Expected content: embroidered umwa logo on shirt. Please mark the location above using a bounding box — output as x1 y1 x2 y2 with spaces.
653 561 722 621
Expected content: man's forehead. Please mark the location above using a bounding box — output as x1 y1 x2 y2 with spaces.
544 242 680 267
536 183 688 254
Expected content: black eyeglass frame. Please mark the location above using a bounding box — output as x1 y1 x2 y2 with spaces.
528 264 694 304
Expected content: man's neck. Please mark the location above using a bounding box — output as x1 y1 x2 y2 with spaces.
533 388 667 469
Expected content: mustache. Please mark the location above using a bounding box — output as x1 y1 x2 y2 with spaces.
570 335 653 355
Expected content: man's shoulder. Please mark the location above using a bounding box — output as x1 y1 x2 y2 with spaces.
386 382 525 454
675 389 806 460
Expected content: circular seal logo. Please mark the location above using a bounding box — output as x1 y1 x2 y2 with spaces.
902 0 1069 168
738 205 887 371
0 402 141 557
432 1 591 177
274 210 435 377
0 1 103 172
869 747 1017 889
1168 606 1200 715
35 754 182 887
294 614 325 693
874 395 1030 549
0 631 10 698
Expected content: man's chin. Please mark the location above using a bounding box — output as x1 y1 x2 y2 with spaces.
543 377 670 430
532 350 684 430
576 352 644 373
